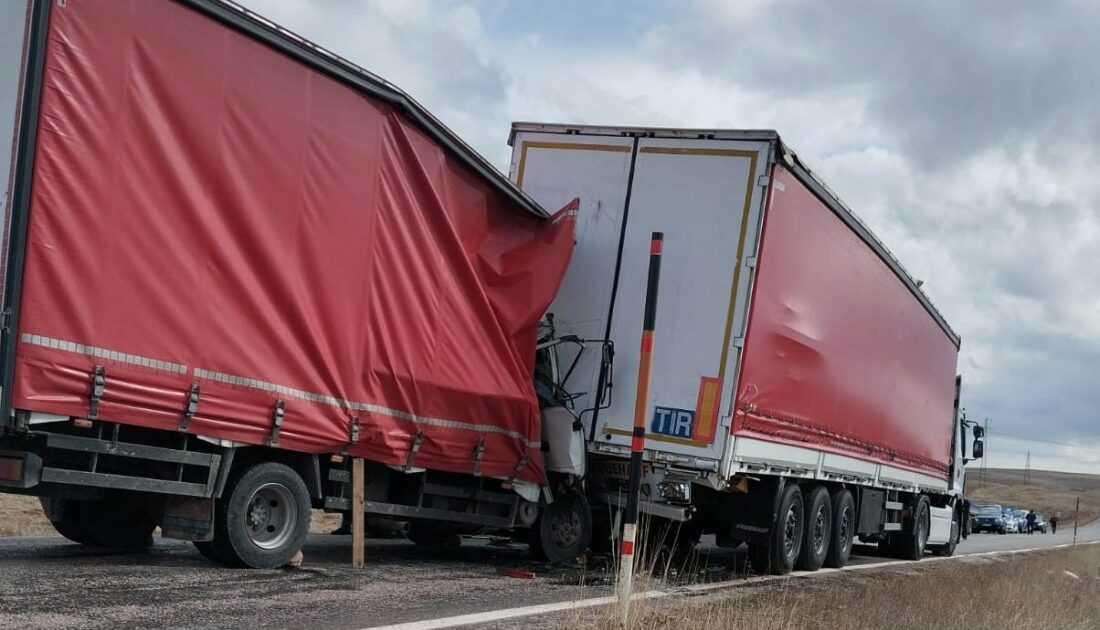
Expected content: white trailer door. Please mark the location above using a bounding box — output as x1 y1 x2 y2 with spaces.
600 138 769 463
510 131 635 425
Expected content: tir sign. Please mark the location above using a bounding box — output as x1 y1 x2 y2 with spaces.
651 406 695 438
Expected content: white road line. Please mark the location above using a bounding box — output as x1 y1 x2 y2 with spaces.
361 541 1100 630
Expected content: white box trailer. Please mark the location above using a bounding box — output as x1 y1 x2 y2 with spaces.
510 122 985 573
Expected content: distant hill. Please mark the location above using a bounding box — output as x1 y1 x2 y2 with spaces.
965 468 1100 524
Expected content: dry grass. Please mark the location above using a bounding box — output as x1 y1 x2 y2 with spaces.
578 545 1100 630
966 468 1100 523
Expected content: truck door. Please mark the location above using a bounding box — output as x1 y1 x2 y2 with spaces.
600 138 770 464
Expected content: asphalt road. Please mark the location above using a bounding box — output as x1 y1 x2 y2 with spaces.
1 521 1097 630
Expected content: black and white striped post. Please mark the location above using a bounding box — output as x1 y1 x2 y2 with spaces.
618 232 664 615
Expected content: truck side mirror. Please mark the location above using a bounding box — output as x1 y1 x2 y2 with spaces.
973 425 985 439
972 439 984 460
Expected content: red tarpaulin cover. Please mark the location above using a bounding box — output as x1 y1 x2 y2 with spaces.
733 165 958 479
12 0 574 484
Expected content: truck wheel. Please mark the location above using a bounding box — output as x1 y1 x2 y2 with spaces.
750 484 803 575
824 489 855 568
407 522 462 548
212 462 311 568
898 496 931 561
530 488 592 563
193 540 230 564
41 498 96 545
43 495 155 550
796 485 831 571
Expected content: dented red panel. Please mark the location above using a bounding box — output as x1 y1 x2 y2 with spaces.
11 0 574 483
734 165 958 478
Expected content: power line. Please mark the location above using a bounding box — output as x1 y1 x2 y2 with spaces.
991 430 1100 455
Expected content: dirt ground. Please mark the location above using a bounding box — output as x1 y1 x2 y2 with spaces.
0 493 343 537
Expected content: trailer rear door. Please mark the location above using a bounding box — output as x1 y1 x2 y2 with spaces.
512 129 770 467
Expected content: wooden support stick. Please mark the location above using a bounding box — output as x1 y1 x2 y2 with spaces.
352 457 365 568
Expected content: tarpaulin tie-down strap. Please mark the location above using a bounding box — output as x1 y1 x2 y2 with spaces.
178 383 200 433
87 365 106 422
403 431 424 471
473 438 486 477
268 400 286 447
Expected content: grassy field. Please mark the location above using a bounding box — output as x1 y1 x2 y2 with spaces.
579 545 1100 629
965 468 1100 523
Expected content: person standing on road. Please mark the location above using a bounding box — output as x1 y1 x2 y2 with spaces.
1026 510 1037 534
1050 514 1059 534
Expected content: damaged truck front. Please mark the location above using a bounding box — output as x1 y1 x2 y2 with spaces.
0 0 583 568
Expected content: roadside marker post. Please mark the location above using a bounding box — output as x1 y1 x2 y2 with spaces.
618 232 664 621
1073 496 1079 548
352 457 365 568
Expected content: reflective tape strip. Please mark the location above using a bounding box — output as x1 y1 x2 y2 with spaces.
193 367 538 447
21 333 187 375
19 332 538 448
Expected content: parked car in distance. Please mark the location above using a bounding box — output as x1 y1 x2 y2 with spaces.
972 503 1006 534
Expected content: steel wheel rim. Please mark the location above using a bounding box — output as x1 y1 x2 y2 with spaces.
245 482 296 550
549 502 580 549
839 506 853 553
917 507 929 549
783 500 803 557
812 505 828 554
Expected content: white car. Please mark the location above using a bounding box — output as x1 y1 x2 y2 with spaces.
1004 516 1019 533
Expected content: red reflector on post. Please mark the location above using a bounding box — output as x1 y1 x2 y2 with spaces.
0 457 23 483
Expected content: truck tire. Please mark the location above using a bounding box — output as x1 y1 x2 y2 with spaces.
750 484 803 575
43 495 155 550
41 498 96 546
796 485 831 571
898 496 931 561
211 462 311 569
193 540 231 564
407 522 462 549
824 489 855 568
530 487 592 563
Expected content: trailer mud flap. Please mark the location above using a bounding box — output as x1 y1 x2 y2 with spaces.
723 476 782 546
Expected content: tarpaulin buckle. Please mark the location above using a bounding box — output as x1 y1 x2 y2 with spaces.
87 366 106 422
178 383 200 433
344 415 360 455
508 454 530 486
403 430 424 471
267 400 285 447
473 438 486 477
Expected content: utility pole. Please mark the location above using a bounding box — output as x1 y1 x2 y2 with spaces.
1024 450 1031 485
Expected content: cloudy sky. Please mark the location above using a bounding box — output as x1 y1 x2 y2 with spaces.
235 0 1099 473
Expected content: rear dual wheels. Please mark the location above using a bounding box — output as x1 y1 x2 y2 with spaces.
750 485 856 575
196 462 312 569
